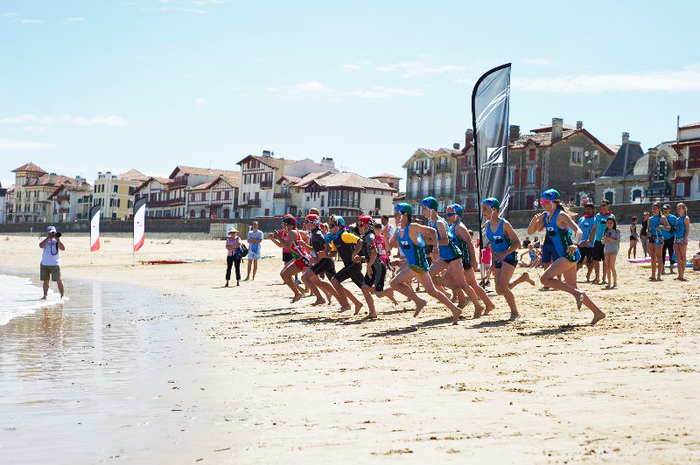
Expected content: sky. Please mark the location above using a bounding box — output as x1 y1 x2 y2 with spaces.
2 0 699 191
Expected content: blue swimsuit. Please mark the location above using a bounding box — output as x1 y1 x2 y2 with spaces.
486 219 518 268
429 217 462 262
544 209 581 263
398 224 429 273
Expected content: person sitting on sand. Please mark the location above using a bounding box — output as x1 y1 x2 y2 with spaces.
692 243 700 271
519 243 541 268
527 189 605 325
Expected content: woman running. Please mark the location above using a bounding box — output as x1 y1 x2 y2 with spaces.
482 197 531 321
628 216 639 259
388 204 463 324
269 215 311 302
301 214 340 306
648 203 669 281
420 196 483 315
527 189 606 325
674 203 691 281
446 203 496 317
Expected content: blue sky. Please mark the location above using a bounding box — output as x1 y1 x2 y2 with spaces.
1 0 699 191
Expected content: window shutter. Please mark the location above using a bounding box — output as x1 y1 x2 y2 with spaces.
514 169 520 187
536 167 542 186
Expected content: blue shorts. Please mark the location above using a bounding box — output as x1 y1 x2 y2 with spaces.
541 242 559 263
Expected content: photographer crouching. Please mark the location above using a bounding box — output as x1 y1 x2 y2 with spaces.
39 225 65 300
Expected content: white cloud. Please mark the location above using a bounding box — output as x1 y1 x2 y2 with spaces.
3 12 18 18
195 97 206 107
142 7 205 14
524 58 553 66
264 81 426 101
22 126 46 133
63 17 85 24
349 87 427 99
20 19 44 24
339 60 373 73
513 66 700 93
376 57 470 79
1 114 129 127
0 139 60 151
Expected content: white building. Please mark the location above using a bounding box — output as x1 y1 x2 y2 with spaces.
672 122 700 200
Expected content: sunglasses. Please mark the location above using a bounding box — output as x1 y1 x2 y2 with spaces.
446 212 458 217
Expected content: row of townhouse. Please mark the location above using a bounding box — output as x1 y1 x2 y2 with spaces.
236 150 399 218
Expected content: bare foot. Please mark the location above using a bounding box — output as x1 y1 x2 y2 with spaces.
591 310 606 325
338 305 351 313
42 295 47 300
457 299 468 309
367 313 378 320
413 299 427 317
354 302 364 315
291 294 303 303
473 307 483 319
451 309 462 325
243 277 249 281
523 272 535 286
483 303 495 316
311 298 326 306
388 291 398 305
509 313 520 321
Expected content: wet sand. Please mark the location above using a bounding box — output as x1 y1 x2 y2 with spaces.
0 234 699 463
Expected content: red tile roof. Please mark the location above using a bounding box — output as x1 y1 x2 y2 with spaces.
12 162 47 174
530 123 576 133
370 173 402 179
170 165 240 179
237 155 287 169
310 172 396 191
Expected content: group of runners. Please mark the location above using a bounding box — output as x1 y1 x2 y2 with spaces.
266 188 617 326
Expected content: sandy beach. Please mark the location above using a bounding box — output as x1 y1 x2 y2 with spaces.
1 233 699 464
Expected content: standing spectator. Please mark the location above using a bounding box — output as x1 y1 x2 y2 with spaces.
590 199 615 284
628 216 639 259
660 204 677 274
674 203 690 281
245 221 263 281
39 225 65 299
640 211 650 258
225 227 242 287
577 203 596 281
602 217 620 289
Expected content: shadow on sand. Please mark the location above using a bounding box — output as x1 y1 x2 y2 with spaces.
517 323 586 337
469 319 514 329
362 316 456 338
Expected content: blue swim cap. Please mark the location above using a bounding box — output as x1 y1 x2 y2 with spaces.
420 196 439 211
481 197 501 210
540 189 561 201
448 203 463 216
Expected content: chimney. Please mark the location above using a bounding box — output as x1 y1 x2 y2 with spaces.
262 150 273 157
509 125 520 142
453 142 460 150
49 173 57 185
551 118 563 141
320 157 335 170
465 129 474 144
647 147 659 179
622 132 630 144
576 121 583 130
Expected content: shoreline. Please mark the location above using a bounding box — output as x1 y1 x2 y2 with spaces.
1 235 699 463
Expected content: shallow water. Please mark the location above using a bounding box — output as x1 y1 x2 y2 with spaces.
0 272 249 463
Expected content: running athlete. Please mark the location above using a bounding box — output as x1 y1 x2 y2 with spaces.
446 203 496 317
301 214 340 306
527 189 606 325
674 203 690 281
325 216 366 313
483 198 532 321
388 204 463 324
351 216 397 319
420 196 482 314
269 215 310 302
577 203 596 281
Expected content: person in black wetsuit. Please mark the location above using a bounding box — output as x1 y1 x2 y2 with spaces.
324 215 365 313
300 213 340 306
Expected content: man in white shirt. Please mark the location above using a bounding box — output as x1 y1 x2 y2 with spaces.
39 225 65 299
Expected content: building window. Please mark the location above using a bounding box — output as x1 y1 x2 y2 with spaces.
113 185 119 193
570 147 583 166
528 149 536 162
675 183 685 197
527 168 536 184
508 168 516 185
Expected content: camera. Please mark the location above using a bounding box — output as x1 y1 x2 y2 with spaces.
55 232 62 238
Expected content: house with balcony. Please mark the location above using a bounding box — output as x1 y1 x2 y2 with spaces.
3 187 13 223
369 173 401 193
133 177 172 217
93 169 149 220
10 162 92 223
671 121 700 200
186 174 240 219
0 182 6 223
236 151 337 217
403 144 460 213
47 178 92 222
302 172 396 217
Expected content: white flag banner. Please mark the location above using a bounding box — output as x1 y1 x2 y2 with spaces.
133 197 147 252
89 205 101 252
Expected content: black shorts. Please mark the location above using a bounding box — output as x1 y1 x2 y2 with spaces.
494 256 518 269
311 258 336 280
592 241 604 262
579 246 594 264
282 251 294 263
364 262 387 292
334 262 364 288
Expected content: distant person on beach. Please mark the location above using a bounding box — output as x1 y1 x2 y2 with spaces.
660 204 677 275
648 203 669 281
225 227 242 287
39 225 65 300
577 203 596 282
692 243 700 271
640 211 650 258
674 203 690 281
628 216 639 259
244 221 263 281
602 217 620 289
590 199 615 284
